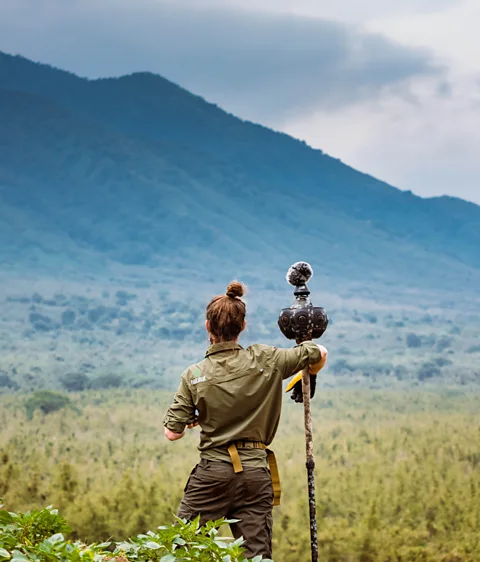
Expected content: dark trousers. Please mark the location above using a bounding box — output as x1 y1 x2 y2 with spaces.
177 459 273 560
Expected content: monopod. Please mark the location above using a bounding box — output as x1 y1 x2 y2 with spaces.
278 262 328 562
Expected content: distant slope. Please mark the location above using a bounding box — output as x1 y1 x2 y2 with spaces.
0 51 479 291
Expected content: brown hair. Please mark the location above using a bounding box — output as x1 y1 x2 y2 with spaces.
206 281 246 343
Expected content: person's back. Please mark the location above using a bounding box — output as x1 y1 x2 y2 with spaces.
163 281 327 559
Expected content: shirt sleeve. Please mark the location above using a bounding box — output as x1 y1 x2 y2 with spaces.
163 373 196 434
273 341 322 380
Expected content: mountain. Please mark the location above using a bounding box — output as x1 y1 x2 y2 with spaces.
1 51 480 292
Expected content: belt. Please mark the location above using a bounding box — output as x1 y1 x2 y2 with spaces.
227 441 281 506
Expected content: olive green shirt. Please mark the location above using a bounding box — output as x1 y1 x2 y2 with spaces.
163 341 321 467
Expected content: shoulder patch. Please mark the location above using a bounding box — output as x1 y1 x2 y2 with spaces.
189 364 206 385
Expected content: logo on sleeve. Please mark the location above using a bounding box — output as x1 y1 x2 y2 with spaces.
191 365 206 385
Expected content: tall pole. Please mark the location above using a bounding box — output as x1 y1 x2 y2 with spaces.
278 261 327 562
301 366 318 562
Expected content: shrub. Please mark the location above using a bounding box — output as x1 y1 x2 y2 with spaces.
434 357 453 367
89 373 123 389
359 362 393 377
417 362 441 381
364 313 377 324
87 306 106 324
71 297 89 316
0 373 17 389
60 372 90 392
115 290 137 306
331 359 355 375
24 391 72 419
76 319 93 331
394 365 408 380
406 333 422 348
29 312 55 332
61 309 76 326
0 504 266 562
6 296 30 304
436 336 453 352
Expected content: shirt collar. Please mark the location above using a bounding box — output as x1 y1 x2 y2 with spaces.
205 341 243 357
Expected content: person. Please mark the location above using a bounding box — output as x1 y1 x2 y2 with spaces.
163 281 328 560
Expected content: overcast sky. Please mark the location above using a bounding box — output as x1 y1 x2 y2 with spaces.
1 0 479 204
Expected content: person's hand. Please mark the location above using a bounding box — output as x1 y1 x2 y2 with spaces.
286 373 317 403
308 345 328 374
187 421 199 429
285 345 327 403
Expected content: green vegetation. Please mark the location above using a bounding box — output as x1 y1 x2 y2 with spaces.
0 503 263 561
1 282 480 393
1 390 479 561
24 391 73 420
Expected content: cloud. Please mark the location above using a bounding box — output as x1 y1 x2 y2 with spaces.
1 0 475 203
284 74 480 204
0 0 441 121
196 0 460 23
367 0 480 74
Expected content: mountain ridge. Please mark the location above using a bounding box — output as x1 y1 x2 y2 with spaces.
1 51 479 293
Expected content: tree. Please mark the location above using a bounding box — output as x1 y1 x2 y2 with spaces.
24 391 72 419
60 372 89 392
89 373 123 389
406 333 422 348
0 373 17 389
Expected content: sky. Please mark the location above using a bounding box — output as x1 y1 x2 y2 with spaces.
1 0 479 204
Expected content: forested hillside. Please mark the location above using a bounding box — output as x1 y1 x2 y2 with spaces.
1 51 480 291
1 390 479 561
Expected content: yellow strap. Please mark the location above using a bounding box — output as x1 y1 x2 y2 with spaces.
236 440 266 450
266 449 281 506
228 442 281 506
227 443 243 473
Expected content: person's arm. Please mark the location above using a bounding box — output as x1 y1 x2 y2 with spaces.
276 342 328 403
164 427 185 441
164 419 199 441
274 341 327 380
163 373 196 441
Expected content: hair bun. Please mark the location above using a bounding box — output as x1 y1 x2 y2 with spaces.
226 281 245 299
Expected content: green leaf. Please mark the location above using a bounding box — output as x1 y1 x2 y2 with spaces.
10 551 28 562
172 537 186 546
0 548 11 560
160 555 176 562
145 541 161 550
0 512 14 525
48 533 64 544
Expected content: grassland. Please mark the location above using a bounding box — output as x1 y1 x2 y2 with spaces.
1 389 479 561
